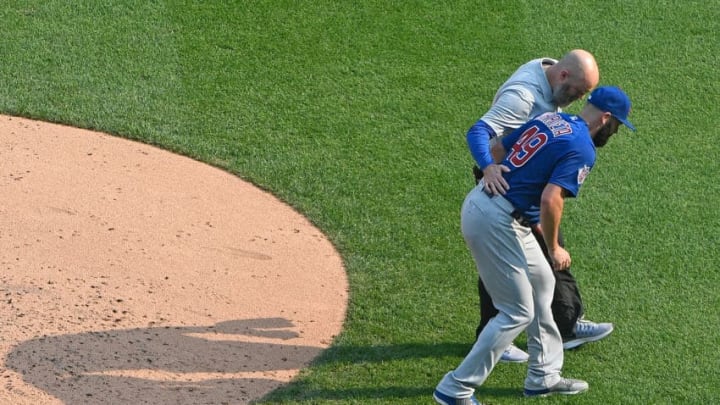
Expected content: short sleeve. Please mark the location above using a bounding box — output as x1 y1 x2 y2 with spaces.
548 149 595 198
480 86 535 138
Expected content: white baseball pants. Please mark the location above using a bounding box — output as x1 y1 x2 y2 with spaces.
436 184 564 397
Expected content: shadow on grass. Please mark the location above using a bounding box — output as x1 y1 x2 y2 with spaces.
259 341 524 403
260 384 520 403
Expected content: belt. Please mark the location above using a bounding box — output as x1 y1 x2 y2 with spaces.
479 180 494 198
511 210 534 228
479 181 534 228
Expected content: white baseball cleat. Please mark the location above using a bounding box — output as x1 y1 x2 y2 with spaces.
524 377 589 397
500 343 529 363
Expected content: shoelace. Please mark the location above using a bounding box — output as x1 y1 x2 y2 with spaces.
574 320 596 337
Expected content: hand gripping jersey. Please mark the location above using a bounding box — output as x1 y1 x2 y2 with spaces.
500 112 596 224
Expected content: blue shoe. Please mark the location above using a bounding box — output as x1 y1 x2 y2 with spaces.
433 389 481 405
563 319 614 350
524 377 589 397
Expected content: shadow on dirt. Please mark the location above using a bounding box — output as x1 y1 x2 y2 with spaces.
5 318 318 404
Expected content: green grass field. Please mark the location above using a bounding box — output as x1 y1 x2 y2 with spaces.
1 1 719 404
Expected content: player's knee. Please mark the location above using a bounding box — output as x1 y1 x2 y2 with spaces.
509 306 533 327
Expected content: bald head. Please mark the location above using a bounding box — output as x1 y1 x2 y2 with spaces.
546 49 600 107
557 50 599 81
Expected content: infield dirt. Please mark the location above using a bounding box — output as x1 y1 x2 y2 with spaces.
0 115 348 404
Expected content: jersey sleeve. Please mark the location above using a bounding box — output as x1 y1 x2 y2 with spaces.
548 147 595 198
481 86 536 138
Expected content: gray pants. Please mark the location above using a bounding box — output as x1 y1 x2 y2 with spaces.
436 185 564 397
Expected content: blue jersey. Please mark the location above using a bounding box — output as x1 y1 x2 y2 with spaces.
500 112 596 224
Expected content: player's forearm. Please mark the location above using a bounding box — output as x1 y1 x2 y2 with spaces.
540 188 564 252
490 141 506 164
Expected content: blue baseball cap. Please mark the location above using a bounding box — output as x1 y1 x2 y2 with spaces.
587 86 636 131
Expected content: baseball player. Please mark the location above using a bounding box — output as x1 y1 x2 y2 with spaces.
433 86 636 405
468 50 613 362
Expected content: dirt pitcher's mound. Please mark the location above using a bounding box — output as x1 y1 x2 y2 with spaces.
0 115 348 405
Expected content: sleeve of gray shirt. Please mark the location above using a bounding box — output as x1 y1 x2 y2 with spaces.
480 85 536 139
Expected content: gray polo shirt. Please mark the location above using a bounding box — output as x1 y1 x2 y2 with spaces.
481 58 558 139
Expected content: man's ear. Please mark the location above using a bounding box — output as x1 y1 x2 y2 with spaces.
601 111 612 126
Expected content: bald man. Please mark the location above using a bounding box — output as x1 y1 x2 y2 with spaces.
467 50 613 363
